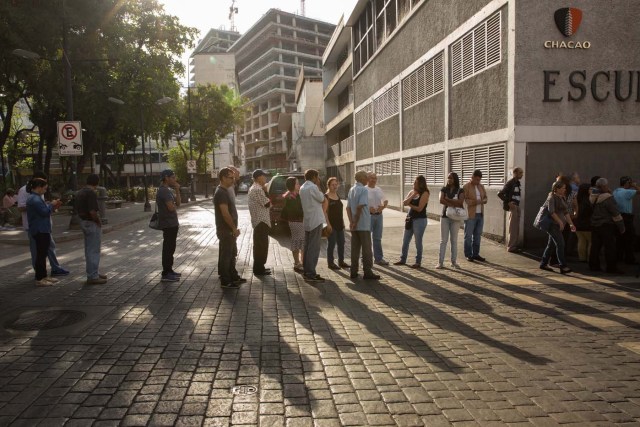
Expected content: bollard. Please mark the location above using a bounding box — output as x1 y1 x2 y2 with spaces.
97 186 108 224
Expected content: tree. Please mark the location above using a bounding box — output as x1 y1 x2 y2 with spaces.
173 84 246 174
1 0 198 188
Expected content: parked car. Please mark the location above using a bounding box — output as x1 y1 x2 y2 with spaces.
266 172 305 228
237 180 250 193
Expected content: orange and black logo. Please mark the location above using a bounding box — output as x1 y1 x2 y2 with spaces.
554 8 583 37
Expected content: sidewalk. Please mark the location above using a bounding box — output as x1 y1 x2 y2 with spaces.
0 195 212 246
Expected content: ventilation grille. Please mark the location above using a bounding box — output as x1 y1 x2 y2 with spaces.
402 52 444 110
374 84 399 125
403 152 444 186
451 11 502 86
355 103 373 134
375 159 400 176
449 144 505 186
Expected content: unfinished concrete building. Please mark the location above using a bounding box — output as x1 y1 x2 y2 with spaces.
229 9 335 173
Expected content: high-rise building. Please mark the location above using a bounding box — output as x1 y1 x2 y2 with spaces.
190 28 241 89
229 9 335 173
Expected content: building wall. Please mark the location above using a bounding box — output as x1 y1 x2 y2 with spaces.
353 0 494 105
192 54 237 88
403 93 445 149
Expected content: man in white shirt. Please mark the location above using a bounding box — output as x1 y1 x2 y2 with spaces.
367 172 389 265
300 169 329 282
248 169 272 276
17 172 69 276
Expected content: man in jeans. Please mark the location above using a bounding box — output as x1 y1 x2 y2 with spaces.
367 172 389 265
75 174 107 285
498 167 523 253
214 168 245 288
463 169 488 262
248 169 272 276
300 169 328 282
18 171 70 277
347 170 380 280
157 169 181 282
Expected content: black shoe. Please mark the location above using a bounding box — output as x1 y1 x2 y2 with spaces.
539 264 553 272
350 273 359 279
560 266 572 275
221 281 240 288
339 262 350 268
328 263 340 270
233 278 247 284
550 263 560 268
305 275 325 282
466 257 475 262
473 255 486 262
606 269 625 275
170 271 182 277
254 270 272 276
363 274 380 280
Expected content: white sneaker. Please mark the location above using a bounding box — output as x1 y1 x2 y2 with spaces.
434 263 444 269
451 263 461 269
36 278 54 287
47 277 60 283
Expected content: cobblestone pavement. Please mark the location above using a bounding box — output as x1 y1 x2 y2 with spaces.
0 195 639 426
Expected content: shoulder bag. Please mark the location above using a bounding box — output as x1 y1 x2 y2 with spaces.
149 203 161 230
445 189 468 221
533 205 552 231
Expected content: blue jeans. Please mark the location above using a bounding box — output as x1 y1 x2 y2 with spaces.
400 217 427 264
463 213 484 258
28 230 62 271
80 220 102 279
327 228 345 264
370 214 384 261
439 217 461 264
542 224 567 267
303 225 323 278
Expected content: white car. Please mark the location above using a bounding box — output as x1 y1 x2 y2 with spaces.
237 181 250 193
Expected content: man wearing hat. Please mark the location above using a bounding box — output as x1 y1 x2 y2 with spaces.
248 169 272 276
462 169 488 262
157 169 181 282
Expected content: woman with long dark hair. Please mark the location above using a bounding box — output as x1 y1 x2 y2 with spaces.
437 172 464 269
540 181 576 274
323 177 349 270
395 175 430 268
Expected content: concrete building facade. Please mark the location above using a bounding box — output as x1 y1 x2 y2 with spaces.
229 9 335 174
339 0 640 247
292 70 326 174
323 16 355 197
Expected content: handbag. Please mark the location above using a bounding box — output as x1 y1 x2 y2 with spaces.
322 225 332 238
446 205 468 221
404 216 413 230
149 204 161 230
533 205 553 231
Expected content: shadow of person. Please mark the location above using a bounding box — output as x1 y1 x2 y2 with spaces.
347 273 552 366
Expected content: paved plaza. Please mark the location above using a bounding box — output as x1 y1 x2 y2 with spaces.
0 196 639 426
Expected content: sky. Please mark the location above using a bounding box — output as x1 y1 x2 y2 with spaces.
160 0 358 85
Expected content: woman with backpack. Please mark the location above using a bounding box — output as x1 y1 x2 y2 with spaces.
573 183 593 262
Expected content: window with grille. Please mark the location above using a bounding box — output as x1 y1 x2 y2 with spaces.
402 152 444 186
375 159 400 176
402 52 444 110
355 103 373 134
357 163 374 173
374 84 399 124
449 144 505 186
451 11 502 86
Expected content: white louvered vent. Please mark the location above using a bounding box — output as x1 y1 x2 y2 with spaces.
375 159 400 176
403 153 444 186
401 52 444 110
374 84 399 125
355 103 373 134
451 11 502 86
449 143 505 187
357 163 374 173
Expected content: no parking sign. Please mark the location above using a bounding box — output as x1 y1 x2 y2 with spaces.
57 121 83 156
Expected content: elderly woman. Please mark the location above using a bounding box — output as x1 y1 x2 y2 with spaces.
539 181 576 274
281 176 305 273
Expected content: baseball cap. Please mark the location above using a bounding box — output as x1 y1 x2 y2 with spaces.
252 169 267 180
160 169 175 180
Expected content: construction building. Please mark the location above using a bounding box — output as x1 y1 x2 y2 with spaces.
228 9 335 173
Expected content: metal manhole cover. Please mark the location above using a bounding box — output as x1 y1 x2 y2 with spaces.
5 310 86 331
231 385 257 395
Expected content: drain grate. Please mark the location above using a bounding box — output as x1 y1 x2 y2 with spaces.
231 385 257 396
5 309 86 331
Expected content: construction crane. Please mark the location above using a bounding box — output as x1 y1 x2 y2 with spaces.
229 0 239 32
301 0 305 17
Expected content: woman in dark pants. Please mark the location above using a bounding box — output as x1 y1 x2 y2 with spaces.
26 178 61 286
540 181 576 274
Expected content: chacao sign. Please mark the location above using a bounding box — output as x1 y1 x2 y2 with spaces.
544 8 591 49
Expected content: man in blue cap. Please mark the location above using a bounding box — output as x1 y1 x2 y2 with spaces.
157 169 181 282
